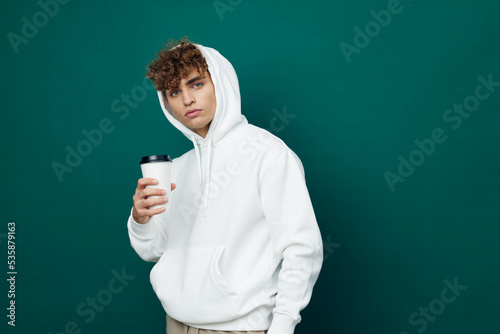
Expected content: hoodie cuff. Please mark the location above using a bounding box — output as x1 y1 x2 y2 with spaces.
267 312 299 334
127 207 154 237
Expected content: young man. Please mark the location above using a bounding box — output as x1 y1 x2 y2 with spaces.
127 39 323 334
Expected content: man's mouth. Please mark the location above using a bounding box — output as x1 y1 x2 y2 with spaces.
185 109 202 117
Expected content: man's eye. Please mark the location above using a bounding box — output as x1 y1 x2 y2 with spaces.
193 83 203 88
170 91 180 97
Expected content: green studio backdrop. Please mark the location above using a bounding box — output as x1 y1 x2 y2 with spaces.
1 0 499 333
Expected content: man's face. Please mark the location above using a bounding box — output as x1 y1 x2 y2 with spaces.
165 68 217 138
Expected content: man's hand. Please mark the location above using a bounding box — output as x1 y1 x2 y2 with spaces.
132 178 176 224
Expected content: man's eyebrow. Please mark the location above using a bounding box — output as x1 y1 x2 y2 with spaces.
167 76 206 91
185 76 205 85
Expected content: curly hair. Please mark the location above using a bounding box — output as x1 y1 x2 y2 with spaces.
145 37 209 92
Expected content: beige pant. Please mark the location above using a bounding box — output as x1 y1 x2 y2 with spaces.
166 314 268 334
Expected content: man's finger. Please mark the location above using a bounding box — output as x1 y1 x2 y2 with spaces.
142 188 167 197
141 196 168 209
137 178 158 188
143 207 165 216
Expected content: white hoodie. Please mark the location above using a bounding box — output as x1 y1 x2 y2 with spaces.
127 44 323 334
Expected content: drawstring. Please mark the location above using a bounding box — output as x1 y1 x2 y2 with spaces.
203 136 212 217
190 136 202 186
190 135 212 217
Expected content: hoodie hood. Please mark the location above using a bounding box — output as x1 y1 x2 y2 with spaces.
156 44 246 216
156 44 244 145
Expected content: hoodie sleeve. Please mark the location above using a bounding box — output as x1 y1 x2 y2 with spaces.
127 207 169 262
259 149 323 334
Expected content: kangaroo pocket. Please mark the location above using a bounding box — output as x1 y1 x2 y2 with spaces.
150 245 238 325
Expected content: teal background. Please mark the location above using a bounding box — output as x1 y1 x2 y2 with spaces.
1 0 499 333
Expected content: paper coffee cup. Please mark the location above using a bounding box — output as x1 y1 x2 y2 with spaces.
140 155 172 210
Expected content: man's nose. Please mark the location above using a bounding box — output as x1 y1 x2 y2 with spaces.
183 90 195 105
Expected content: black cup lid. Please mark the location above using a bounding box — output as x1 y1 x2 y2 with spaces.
140 155 172 164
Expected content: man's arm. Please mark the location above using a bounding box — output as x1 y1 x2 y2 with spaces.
259 150 323 334
127 178 175 262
